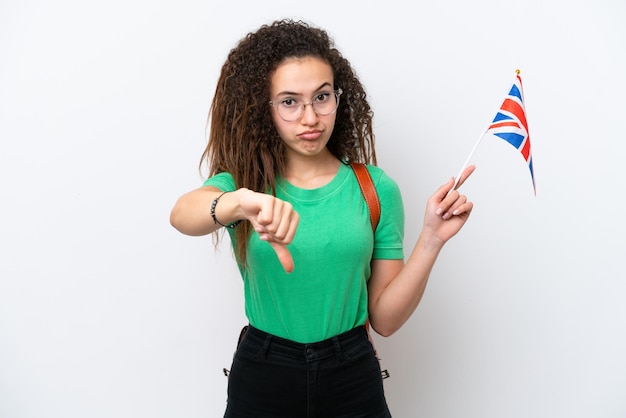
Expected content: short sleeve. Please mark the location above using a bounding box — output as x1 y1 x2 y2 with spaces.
202 172 236 191
368 166 405 260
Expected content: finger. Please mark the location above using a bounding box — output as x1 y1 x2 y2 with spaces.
280 211 300 244
460 201 474 216
442 195 469 219
434 178 458 214
269 242 295 273
256 196 276 226
269 200 295 240
448 201 474 220
454 165 476 190
436 177 456 202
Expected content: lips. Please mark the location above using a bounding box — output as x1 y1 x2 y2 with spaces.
297 130 323 140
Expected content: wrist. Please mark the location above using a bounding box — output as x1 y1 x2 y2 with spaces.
211 190 244 229
417 229 446 253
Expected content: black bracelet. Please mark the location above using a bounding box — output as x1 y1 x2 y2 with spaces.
210 191 242 229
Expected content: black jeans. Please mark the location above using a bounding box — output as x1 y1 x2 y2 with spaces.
224 325 392 418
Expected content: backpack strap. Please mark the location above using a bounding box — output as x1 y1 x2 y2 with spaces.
350 162 390 379
350 162 380 232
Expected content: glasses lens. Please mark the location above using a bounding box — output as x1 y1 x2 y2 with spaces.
278 104 300 122
313 92 340 116
275 90 341 122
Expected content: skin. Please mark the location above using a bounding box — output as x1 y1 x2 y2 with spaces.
170 56 475 337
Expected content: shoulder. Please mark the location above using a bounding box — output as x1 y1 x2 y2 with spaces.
365 165 401 196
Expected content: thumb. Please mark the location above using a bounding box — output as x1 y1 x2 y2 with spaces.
269 242 295 274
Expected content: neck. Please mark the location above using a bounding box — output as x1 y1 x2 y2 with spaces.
284 150 341 189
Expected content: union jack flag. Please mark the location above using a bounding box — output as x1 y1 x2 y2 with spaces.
485 71 536 194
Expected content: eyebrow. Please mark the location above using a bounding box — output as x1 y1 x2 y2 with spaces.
275 82 333 97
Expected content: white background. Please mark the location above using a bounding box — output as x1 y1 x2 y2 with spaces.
1 0 625 417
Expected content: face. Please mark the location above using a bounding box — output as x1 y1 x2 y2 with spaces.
269 56 337 160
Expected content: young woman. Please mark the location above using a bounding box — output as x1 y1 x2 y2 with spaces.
170 19 474 417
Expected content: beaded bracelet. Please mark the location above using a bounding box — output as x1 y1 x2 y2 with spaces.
210 191 242 229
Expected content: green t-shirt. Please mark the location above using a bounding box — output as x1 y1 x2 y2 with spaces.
204 162 404 343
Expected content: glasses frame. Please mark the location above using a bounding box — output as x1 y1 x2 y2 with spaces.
269 88 343 122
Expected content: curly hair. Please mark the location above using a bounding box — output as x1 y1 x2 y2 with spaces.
201 19 377 265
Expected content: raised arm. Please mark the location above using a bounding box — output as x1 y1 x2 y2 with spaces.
367 166 475 336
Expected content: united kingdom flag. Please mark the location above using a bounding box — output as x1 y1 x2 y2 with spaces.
485 71 536 194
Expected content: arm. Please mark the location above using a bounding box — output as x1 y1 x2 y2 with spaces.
367 166 475 337
170 186 248 236
170 186 300 272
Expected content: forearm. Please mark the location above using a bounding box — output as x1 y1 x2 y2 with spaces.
369 172 474 336
170 187 247 236
369 233 444 336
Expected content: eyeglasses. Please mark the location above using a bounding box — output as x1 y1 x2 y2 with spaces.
269 89 342 122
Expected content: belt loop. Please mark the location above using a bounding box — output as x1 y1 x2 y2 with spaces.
260 334 272 359
332 336 345 363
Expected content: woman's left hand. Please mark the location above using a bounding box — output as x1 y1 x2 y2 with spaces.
422 165 475 246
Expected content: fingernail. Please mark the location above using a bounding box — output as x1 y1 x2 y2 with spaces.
436 208 443 216
452 210 459 215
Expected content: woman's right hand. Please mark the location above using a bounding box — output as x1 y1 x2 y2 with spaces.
239 189 300 273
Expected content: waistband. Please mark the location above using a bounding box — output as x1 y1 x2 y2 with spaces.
243 325 369 362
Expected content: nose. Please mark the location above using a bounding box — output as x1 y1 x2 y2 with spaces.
300 102 318 124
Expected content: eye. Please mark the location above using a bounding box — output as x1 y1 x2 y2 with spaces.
280 98 299 108
314 92 332 103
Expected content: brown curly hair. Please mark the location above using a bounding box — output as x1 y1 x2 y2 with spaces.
201 19 377 265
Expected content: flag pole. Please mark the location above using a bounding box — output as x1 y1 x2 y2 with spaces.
450 130 486 192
